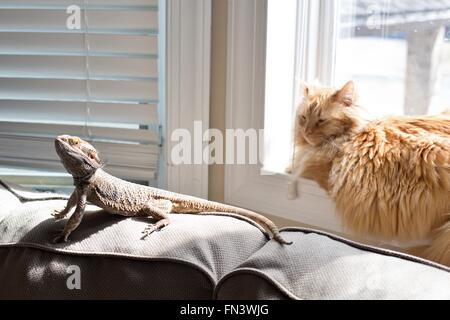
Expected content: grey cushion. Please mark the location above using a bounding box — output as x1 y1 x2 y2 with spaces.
215 229 450 300
2 182 450 300
0 182 267 299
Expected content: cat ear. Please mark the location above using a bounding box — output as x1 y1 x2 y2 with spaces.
301 81 310 98
335 80 355 107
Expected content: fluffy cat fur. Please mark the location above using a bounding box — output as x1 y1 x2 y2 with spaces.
290 80 450 266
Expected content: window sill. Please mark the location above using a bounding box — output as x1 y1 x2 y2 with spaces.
0 166 73 193
225 164 341 233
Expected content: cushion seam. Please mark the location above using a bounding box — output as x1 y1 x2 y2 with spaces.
214 267 301 300
0 242 217 293
280 227 450 272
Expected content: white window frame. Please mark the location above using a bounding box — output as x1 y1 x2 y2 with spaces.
163 0 211 198
224 0 344 232
296 0 339 84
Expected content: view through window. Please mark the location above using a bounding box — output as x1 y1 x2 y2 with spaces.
264 0 450 174
336 0 450 118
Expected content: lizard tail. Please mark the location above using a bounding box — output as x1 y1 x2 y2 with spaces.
231 208 293 245
172 200 293 245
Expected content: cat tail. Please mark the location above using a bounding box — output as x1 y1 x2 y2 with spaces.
416 221 450 267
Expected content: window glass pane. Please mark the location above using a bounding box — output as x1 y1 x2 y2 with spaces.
335 0 450 117
263 0 298 173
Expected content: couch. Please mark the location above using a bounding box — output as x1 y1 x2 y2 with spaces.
0 181 449 299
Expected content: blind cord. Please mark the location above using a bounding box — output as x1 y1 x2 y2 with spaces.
287 132 299 200
287 87 300 200
83 0 92 139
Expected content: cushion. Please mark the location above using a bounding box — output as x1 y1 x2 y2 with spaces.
2 181 450 300
215 228 450 300
0 181 267 299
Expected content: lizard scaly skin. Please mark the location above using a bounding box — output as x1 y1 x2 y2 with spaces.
53 135 292 245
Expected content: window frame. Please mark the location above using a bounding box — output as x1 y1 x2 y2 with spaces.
296 0 339 85
164 0 211 198
224 0 343 232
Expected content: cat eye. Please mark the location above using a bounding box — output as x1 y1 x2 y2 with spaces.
317 119 326 125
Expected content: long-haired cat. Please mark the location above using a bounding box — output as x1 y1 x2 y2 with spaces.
290 80 450 266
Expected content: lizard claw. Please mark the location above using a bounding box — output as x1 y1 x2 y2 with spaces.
53 232 69 244
52 210 67 221
141 225 158 239
140 220 169 239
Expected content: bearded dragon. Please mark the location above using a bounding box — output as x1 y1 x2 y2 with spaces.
52 135 292 245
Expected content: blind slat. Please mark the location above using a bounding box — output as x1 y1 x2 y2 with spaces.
0 137 160 166
0 29 157 36
0 10 158 34
0 78 158 102
0 4 158 11
0 0 158 8
0 158 157 181
0 122 160 144
0 100 158 125
0 33 157 58
0 56 157 80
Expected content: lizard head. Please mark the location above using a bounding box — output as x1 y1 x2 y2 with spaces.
55 135 102 179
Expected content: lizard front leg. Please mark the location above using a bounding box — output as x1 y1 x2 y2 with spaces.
52 189 78 220
140 199 172 239
53 186 88 243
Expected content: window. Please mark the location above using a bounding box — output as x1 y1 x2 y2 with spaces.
0 0 163 191
336 0 450 117
265 0 450 174
264 0 340 174
226 0 450 235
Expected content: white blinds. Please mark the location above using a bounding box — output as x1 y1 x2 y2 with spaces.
0 0 161 182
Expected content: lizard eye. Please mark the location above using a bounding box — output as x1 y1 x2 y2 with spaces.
88 152 99 162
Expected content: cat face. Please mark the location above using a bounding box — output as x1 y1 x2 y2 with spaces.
295 81 357 146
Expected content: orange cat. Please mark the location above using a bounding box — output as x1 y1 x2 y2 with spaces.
290 81 450 266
